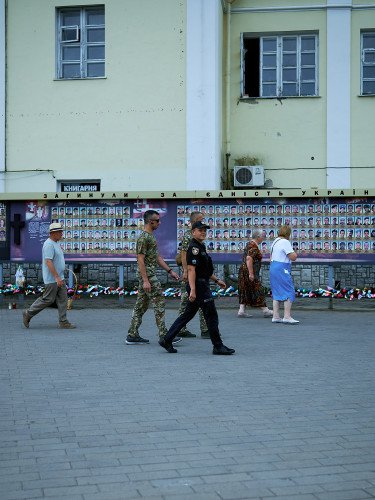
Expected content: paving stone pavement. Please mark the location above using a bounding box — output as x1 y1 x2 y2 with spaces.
0 303 375 500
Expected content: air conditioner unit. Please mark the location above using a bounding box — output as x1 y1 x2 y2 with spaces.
233 165 265 187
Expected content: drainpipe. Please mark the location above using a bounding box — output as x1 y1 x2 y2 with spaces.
0 0 5 193
224 0 236 189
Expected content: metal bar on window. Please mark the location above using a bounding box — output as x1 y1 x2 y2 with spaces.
240 33 245 97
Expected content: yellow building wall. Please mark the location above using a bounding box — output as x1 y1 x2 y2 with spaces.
6 0 186 192
227 5 327 189
351 9 375 188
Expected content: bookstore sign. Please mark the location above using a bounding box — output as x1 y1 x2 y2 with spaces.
60 182 101 193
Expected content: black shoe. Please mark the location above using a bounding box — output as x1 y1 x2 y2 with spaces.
222 344 235 354
172 337 182 344
159 339 178 353
179 330 196 338
212 344 235 355
126 335 150 345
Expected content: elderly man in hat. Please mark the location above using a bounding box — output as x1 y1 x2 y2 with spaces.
22 222 75 329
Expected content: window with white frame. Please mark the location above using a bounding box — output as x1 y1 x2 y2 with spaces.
56 6 105 79
361 32 375 95
241 33 318 98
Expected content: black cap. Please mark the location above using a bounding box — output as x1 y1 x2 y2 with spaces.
192 221 210 231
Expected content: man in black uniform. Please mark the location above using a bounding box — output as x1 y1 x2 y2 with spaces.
159 221 235 355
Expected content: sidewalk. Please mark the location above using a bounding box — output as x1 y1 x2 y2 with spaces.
1 306 375 499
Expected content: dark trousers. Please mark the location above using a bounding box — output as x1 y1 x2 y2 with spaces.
165 281 223 347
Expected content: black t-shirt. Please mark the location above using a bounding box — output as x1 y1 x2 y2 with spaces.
186 239 214 280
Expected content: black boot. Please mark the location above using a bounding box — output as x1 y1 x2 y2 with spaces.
212 344 235 355
159 338 177 353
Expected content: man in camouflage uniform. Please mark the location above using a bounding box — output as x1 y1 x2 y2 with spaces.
126 210 180 344
178 211 209 338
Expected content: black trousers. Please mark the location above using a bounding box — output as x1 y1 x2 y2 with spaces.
165 281 223 347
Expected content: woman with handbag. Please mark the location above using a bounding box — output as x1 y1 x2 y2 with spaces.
270 225 299 324
237 229 273 318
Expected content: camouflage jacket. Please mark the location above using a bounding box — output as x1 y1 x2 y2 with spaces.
136 231 158 278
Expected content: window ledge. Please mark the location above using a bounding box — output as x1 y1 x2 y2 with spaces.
239 95 321 101
358 94 375 97
53 77 107 82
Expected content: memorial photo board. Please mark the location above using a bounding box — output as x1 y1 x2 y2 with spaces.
8 197 375 263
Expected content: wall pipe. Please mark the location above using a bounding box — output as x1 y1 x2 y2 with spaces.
224 1 236 189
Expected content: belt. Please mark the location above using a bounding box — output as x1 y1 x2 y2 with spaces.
197 278 210 282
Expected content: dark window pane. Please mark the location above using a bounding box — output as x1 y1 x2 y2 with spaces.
262 54 276 67
87 28 105 43
87 62 105 77
283 68 297 81
244 37 260 98
262 83 277 96
301 68 316 80
262 38 277 52
283 37 297 51
87 45 105 60
363 81 375 94
301 53 315 65
61 11 80 26
282 83 297 96
301 37 316 51
301 83 316 95
364 51 375 63
61 27 79 42
62 46 80 61
87 9 104 25
363 34 375 49
363 66 375 79
283 53 297 66
62 64 80 78
263 69 276 82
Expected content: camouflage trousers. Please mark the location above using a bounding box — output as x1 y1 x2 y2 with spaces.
178 281 208 333
128 276 168 338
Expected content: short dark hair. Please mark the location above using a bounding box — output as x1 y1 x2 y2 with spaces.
144 210 159 224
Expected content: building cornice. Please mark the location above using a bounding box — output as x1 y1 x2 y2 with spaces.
231 4 375 14
0 189 373 201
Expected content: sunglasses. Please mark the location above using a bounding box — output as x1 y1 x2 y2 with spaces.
150 219 160 223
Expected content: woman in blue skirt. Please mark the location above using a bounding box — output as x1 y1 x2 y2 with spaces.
270 225 299 324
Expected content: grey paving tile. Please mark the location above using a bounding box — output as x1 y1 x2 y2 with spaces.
262 496 317 500
0 473 40 484
22 477 78 490
269 484 325 496
315 490 373 500
0 490 44 500
43 484 98 496
321 480 375 492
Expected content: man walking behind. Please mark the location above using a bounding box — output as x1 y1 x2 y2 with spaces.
126 210 180 345
22 222 76 329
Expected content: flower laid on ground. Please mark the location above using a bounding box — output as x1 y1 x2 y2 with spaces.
1 284 374 300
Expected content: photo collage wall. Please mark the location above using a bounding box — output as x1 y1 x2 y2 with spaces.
50 205 143 254
177 200 375 258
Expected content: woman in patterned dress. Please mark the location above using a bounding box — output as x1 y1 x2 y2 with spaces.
237 229 273 318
